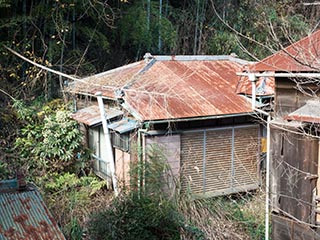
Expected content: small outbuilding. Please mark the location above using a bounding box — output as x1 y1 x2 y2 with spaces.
249 29 320 239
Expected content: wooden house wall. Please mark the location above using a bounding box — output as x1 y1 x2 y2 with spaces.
270 125 318 224
145 134 181 191
272 214 320 240
275 78 320 117
115 149 131 187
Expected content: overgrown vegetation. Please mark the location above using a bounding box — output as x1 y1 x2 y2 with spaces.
0 79 266 240
0 1 314 239
0 98 111 239
87 144 266 240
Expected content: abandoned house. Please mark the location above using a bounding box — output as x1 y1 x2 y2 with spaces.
249 28 320 239
0 178 65 240
68 54 264 198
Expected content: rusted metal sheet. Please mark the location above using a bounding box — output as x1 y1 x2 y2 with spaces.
145 134 181 191
0 181 65 240
236 74 275 96
251 29 320 72
69 55 254 121
123 58 253 121
71 105 123 126
285 100 320 123
68 61 146 99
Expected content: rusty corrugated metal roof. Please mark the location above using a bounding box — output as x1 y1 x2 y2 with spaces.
285 100 320 123
0 181 65 240
69 55 254 121
68 61 146 99
71 105 123 126
236 74 275 96
251 29 320 72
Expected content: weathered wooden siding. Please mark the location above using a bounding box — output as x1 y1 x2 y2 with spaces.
272 214 320 240
115 149 131 187
275 78 320 116
145 134 181 190
271 124 318 224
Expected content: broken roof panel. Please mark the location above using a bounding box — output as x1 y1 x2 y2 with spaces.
285 100 320 124
108 118 139 134
69 55 254 121
251 29 320 72
0 181 65 240
71 105 123 126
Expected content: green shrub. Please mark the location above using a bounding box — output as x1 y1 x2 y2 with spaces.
88 144 191 240
88 193 183 240
13 99 91 176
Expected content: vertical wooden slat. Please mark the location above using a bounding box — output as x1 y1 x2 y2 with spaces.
233 126 260 189
273 127 318 224
270 127 282 212
181 132 204 194
205 129 232 192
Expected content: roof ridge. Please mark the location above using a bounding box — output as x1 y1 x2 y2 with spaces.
152 54 252 64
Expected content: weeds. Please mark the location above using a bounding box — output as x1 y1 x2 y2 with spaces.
86 143 266 240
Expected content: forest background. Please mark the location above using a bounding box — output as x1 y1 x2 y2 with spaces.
0 0 320 239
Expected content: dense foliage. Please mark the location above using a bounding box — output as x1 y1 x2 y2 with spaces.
12 99 88 175
0 98 109 239
0 1 319 239
0 0 315 103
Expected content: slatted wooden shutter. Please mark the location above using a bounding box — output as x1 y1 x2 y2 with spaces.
233 126 260 189
205 129 232 193
181 132 204 194
181 125 260 197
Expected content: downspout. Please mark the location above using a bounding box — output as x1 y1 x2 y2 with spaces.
95 92 119 196
266 114 271 240
254 109 271 240
250 73 270 239
138 127 148 197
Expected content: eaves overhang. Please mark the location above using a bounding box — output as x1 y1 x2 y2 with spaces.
140 111 255 125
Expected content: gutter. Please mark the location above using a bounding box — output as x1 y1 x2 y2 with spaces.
137 128 148 198
140 112 255 125
254 108 271 240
